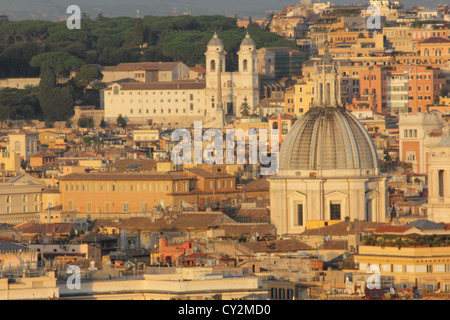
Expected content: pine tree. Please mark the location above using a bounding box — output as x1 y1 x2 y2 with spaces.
133 19 144 46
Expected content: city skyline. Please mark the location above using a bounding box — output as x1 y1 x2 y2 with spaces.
1 0 449 21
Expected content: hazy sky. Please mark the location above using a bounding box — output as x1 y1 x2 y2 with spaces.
1 0 447 20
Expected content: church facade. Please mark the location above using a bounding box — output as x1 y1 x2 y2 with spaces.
102 33 260 127
269 48 388 236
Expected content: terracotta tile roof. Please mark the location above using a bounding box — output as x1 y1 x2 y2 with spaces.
374 226 414 234
184 168 234 179
30 150 56 158
240 178 270 191
218 223 275 237
109 159 157 172
59 172 192 182
90 219 121 230
238 239 313 254
320 240 348 250
235 208 270 221
14 222 73 234
299 222 387 237
117 212 236 231
189 66 206 74
0 242 31 252
419 37 450 44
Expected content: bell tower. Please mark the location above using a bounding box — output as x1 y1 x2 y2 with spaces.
205 32 226 89
312 41 341 108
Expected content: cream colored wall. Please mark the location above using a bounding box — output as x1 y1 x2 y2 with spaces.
0 152 21 174
0 275 59 300
104 86 207 125
0 78 40 89
270 175 387 235
58 270 261 300
0 183 42 215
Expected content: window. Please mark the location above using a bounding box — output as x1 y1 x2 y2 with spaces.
287 289 294 300
330 203 341 220
68 200 73 210
243 59 248 71
427 265 433 273
271 288 277 299
279 288 285 299
439 170 445 197
122 203 129 213
297 204 303 226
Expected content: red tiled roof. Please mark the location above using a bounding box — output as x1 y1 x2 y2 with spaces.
238 239 313 253
59 172 192 182
240 178 270 191
374 226 414 234
300 222 387 236
320 240 348 250
14 222 73 234
218 223 275 237
117 212 235 231
184 168 234 179
419 37 450 44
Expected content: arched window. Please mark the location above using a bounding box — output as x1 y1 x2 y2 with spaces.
272 122 278 130
243 59 248 71
210 60 216 72
113 86 119 95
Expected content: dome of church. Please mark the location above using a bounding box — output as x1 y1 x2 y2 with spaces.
278 106 379 171
207 32 224 47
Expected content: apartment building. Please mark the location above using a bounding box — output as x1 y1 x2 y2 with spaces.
398 111 443 174
59 172 197 214
407 65 445 113
0 173 45 224
383 26 413 53
284 77 315 116
355 245 450 292
417 37 450 66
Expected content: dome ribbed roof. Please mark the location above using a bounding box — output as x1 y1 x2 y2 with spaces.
207 33 224 47
279 107 379 171
240 33 255 47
